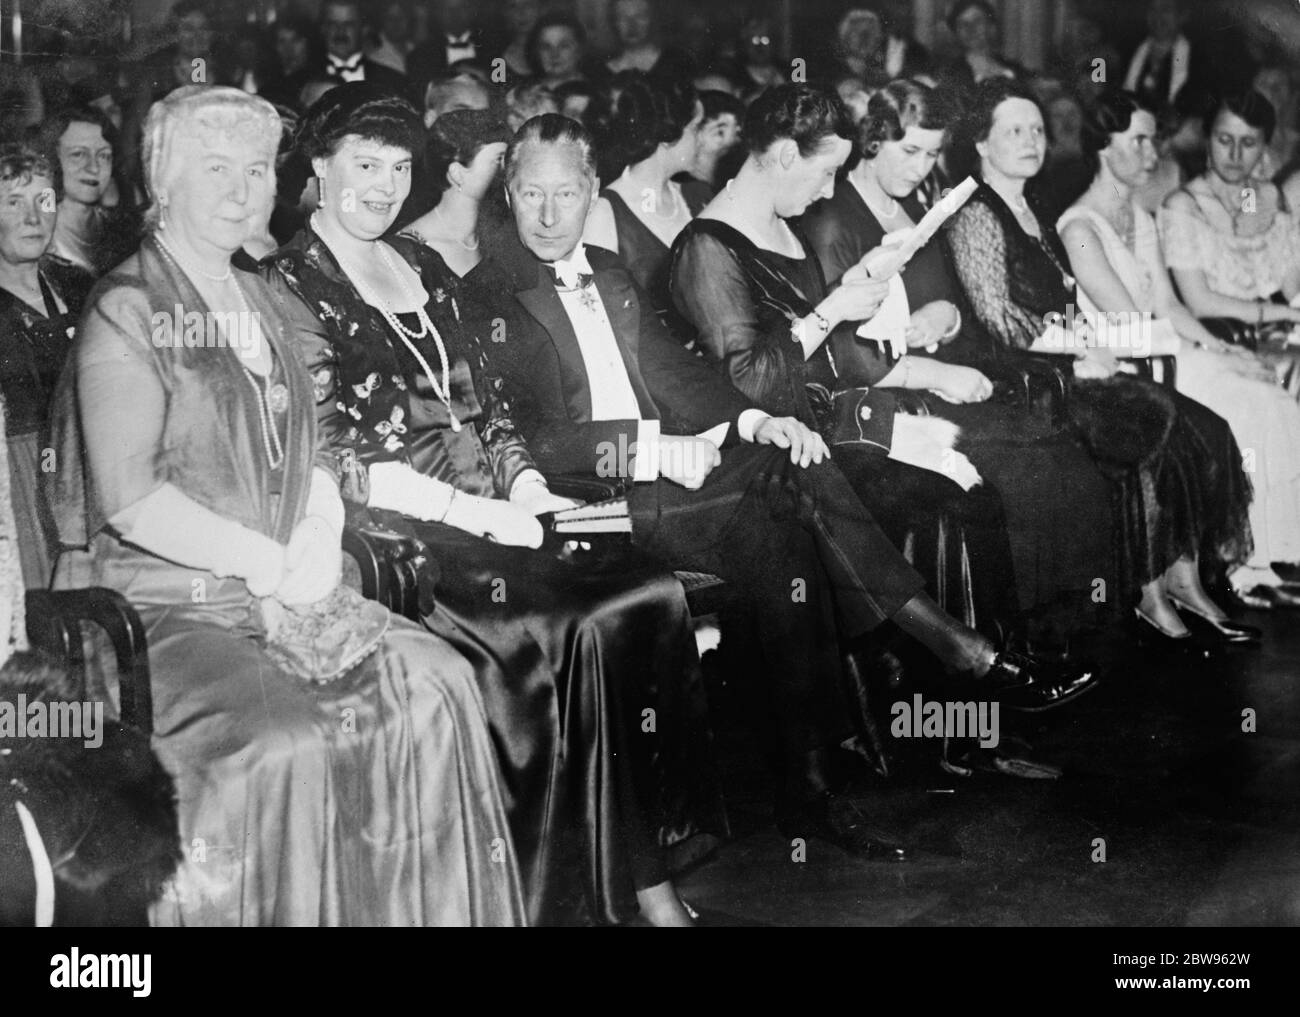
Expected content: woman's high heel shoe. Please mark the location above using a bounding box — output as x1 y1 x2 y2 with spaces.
1134 607 1191 641
1167 594 1263 643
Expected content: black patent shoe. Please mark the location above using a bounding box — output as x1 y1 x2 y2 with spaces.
776 790 909 862
1168 594 1263 643
976 650 1100 712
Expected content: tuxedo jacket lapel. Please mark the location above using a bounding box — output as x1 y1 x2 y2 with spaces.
514 280 595 423
512 261 660 422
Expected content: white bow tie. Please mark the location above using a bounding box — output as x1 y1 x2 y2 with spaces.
550 246 594 289
447 34 473 46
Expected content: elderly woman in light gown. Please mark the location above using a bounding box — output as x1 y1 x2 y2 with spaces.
46 86 526 926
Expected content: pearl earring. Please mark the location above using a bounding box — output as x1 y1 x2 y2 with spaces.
318 176 327 205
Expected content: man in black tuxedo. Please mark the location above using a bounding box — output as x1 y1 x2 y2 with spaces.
320 0 407 96
406 0 501 108
483 114 1098 858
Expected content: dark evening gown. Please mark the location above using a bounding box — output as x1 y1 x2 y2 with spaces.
600 186 707 345
944 181 1253 596
48 237 525 926
0 259 94 588
801 182 1120 636
269 231 722 926
670 217 1020 635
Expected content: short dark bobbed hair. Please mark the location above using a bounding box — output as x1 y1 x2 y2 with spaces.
603 71 698 172
1205 89 1277 144
860 79 957 159
744 84 855 158
295 82 424 164
1080 89 1153 173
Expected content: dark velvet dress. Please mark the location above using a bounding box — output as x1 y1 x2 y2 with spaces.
944 181 1253 593
801 182 1120 637
0 258 93 587
670 217 1019 635
269 230 722 926
600 185 708 346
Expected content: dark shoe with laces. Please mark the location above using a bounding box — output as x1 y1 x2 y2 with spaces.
776 790 909 862
975 650 1099 713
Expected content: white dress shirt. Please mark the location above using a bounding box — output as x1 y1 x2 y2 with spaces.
549 245 768 482
445 34 477 66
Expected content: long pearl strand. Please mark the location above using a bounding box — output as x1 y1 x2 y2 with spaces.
312 215 461 431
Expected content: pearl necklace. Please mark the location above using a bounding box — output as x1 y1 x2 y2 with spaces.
232 280 287 469
155 233 233 282
154 236 287 468
312 215 461 431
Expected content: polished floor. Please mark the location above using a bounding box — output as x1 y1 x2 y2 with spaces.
675 607 1300 927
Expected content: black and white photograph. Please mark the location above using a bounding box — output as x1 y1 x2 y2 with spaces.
0 0 1295 978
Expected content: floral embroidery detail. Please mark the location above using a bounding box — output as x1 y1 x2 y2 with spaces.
352 372 381 400
391 374 407 391
312 367 333 402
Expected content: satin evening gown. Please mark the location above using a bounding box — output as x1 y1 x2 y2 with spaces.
270 230 724 926
49 237 526 926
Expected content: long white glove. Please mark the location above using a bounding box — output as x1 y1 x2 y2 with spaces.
109 483 286 596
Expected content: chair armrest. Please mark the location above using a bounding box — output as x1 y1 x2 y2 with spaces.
543 474 627 503
342 526 430 619
1122 353 1178 389
25 587 153 736
1199 317 1258 350
1010 351 1073 424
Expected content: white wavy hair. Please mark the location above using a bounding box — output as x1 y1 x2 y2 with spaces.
141 86 283 229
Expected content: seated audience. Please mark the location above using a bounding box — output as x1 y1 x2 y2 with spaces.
731 11 786 99
527 12 596 93
320 0 406 94
1123 0 1194 113
1163 90 1300 400
584 73 708 340
682 89 745 193
801 80 1120 643
260 13 322 112
936 1 1027 101
672 84 1022 640
46 86 524 927
269 85 717 927
1064 90 1300 610
479 112 1100 861
0 143 95 587
36 106 141 277
604 0 695 81
946 78 1254 643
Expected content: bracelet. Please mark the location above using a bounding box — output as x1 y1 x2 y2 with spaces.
436 487 457 523
941 307 962 340
793 309 830 343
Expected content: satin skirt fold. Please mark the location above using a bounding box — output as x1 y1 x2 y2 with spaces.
115 578 527 927
401 519 724 926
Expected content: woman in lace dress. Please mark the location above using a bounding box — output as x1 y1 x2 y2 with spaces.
1064 90 1300 609
945 78 1255 645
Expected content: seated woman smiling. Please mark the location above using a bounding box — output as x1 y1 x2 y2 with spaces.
268 84 719 928
46 86 525 927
